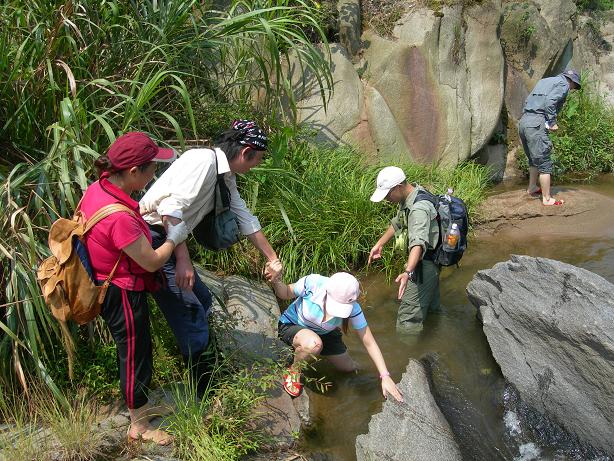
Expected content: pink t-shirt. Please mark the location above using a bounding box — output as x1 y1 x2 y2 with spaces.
81 175 155 291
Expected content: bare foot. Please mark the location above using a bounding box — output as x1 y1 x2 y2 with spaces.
527 187 542 196
128 425 174 446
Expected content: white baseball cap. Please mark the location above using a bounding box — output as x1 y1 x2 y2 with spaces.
324 272 360 318
370 166 407 202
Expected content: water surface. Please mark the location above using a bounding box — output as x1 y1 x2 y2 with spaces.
303 177 614 460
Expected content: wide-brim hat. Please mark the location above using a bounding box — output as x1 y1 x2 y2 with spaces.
563 69 581 89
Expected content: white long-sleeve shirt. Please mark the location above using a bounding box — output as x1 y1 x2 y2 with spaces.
139 148 261 235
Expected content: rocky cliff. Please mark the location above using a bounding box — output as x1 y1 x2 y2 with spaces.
295 0 614 174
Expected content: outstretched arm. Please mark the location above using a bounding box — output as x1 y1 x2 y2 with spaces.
355 326 404 402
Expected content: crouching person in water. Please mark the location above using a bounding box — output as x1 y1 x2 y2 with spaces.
82 132 190 445
266 264 404 402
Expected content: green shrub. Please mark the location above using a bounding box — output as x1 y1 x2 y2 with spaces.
551 81 614 178
197 135 490 281
575 0 614 11
167 361 280 460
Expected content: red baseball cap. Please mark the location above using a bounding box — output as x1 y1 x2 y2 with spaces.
107 132 176 170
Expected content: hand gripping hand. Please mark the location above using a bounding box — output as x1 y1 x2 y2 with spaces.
165 220 189 246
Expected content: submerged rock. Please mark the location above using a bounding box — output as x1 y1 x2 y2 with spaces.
355 359 462 461
467 255 614 455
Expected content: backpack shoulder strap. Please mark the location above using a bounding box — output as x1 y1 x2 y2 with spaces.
84 204 137 234
413 190 439 209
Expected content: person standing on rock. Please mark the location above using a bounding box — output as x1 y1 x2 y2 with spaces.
266 264 404 403
519 69 581 206
139 120 282 397
368 167 440 334
82 132 190 445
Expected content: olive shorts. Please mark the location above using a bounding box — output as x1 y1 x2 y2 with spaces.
278 322 347 356
519 114 554 174
397 260 440 333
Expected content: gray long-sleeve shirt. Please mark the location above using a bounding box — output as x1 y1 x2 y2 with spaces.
522 74 570 127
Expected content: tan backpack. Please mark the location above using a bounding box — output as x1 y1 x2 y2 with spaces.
37 203 136 325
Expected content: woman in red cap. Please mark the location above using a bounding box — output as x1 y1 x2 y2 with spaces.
80 132 189 445
267 264 403 402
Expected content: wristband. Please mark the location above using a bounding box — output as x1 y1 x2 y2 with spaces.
379 372 390 379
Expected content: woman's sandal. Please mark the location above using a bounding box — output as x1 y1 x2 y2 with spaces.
282 368 303 398
127 427 174 446
543 199 564 206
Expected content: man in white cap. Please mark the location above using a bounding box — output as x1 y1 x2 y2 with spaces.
368 167 440 333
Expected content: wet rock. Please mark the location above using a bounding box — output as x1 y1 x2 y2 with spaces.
475 188 614 238
355 359 462 461
196 268 288 363
466 255 614 454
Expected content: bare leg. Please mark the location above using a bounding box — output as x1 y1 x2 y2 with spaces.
292 329 323 366
284 329 323 396
539 173 561 205
527 167 540 194
326 352 358 373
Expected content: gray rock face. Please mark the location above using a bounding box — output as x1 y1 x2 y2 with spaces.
296 2 504 167
466 255 614 454
355 359 462 461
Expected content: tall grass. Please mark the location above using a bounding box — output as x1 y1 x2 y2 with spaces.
551 78 614 179
166 361 281 460
198 137 491 281
0 0 332 395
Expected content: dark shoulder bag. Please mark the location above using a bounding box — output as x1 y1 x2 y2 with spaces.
192 154 241 251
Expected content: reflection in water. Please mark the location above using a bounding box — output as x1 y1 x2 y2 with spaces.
302 211 614 460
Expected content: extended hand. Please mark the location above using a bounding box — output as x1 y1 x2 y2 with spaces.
175 257 195 291
547 123 559 131
395 272 409 299
381 376 404 402
368 245 383 266
264 259 283 282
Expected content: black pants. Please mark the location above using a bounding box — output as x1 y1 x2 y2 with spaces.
100 284 152 409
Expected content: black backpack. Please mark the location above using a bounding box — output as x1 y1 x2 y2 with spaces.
413 189 469 267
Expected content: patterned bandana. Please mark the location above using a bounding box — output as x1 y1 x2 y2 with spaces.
231 119 268 151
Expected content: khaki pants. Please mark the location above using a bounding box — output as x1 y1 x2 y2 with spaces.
397 260 440 333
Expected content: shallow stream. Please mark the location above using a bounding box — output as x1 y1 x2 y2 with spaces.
302 177 614 461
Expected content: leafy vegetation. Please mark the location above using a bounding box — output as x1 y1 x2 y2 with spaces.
0 0 331 398
575 0 614 11
551 80 614 178
198 132 491 281
515 79 614 180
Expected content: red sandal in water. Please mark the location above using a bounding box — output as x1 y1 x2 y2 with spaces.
282 368 303 397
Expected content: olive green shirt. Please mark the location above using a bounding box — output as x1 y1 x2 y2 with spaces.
390 184 440 257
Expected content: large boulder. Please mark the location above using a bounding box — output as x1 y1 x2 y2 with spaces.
296 2 504 167
355 359 462 461
466 255 614 454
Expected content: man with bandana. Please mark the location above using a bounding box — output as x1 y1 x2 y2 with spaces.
140 120 281 396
